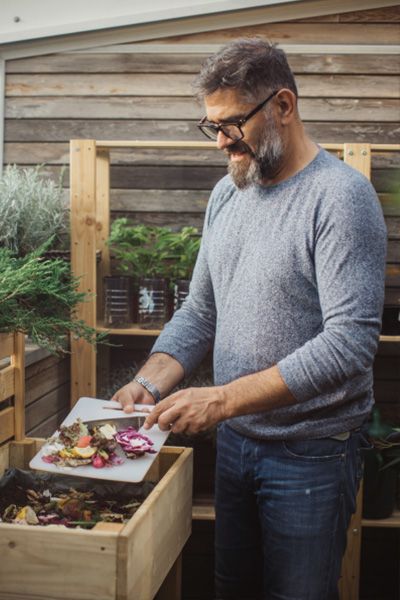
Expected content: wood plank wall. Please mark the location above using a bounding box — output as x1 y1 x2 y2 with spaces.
25 354 70 437
4 6 400 307
3 4 400 428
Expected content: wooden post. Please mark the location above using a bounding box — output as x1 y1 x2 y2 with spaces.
12 333 25 440
95 149 111 321
95 149 111 393
70 139 97 405
339 143 371 600
339 485 364 600
343 143 371 180
156 554 182 600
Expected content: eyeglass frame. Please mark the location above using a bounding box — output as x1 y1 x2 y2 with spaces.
197 89 279 142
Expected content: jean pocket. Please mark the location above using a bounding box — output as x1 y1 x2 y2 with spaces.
282 438 346 462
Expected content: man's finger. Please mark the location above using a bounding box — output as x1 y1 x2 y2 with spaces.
143 398 176 429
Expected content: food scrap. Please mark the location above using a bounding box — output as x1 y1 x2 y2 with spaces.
42 419 155 468
0 486 142 528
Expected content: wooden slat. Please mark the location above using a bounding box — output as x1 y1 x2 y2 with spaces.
25 382 69 432
11 333 25 440
162 22 400 45
26 164 398 194
96 322 162 336
25 358 69 406
0 406 15 445
6 52 400 75
339 6 400 23
26 406 69 437
339 485 363 600
0 525 118 600
120 447 192 600
5 143 400 168
8 439 37 469
0 365 15 403
294 6 400 23
0 333 14 361
70 139 97 405
6 97 400 121
111 210 206 229
362 510 400 528
6 119 400 144
0 443 10 478
95 150 111 322
6 73 400 98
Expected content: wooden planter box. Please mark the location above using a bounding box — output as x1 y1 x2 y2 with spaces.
0 439 193 600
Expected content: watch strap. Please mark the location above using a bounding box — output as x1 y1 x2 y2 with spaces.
134 375 161 403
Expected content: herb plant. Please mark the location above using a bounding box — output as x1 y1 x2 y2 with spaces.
0 243 104 353
0 164 67 256
108 219 200 281
167 226 201 281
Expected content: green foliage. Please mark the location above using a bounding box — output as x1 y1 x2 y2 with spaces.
368 408 400 471
166 226 201 281
0 244 104 354
0 164 68 256
108 219 200 281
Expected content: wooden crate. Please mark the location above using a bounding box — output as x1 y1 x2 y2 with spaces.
0 333 193 600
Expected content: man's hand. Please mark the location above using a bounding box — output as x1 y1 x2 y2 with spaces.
111 381 155 413
143 386 228 434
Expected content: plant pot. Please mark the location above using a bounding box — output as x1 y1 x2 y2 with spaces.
103 276 134 327
362 448 398 519
381 306 400 335
173 279 190 312
138 277 169 328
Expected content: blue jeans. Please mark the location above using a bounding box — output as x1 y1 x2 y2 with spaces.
215 423 364 600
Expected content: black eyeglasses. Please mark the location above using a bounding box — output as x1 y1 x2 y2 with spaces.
197 90 279 142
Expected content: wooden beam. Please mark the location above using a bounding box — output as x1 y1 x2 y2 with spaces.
343 142 372 178
0 333 14 361
95 149 111 321
0 365 15 403
70 139 97 405
12 332 25 440
0 406 14 445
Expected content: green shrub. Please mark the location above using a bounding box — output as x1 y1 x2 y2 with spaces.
0 165 67 256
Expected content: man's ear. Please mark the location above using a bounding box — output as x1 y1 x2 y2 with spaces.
275 89 297 124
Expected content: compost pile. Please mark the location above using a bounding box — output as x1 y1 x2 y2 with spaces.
42 418 155 468
0 469 155 529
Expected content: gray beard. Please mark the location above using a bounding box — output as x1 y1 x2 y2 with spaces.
228 120 284 189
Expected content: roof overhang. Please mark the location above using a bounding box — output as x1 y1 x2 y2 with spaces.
0 0 398 60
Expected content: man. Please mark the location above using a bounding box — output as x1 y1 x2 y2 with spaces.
113 38 387 599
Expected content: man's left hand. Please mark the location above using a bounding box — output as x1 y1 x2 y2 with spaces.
143 386 228 434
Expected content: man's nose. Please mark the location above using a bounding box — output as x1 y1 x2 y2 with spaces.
216 130 235 150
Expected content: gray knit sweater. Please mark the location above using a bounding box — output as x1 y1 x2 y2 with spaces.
151 149 387 440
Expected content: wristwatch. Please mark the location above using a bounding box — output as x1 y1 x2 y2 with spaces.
134 375 161 403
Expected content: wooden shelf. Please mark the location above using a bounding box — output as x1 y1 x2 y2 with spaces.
362 509 400 528
192 495 215 521
96 321 162 336
379 335 400 343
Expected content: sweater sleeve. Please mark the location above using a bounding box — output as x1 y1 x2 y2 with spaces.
277 176 387 402
150 194 218 376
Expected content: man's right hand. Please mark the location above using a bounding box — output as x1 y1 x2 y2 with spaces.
111 380 155 413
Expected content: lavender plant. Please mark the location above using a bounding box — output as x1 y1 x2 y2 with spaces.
0 165 67 256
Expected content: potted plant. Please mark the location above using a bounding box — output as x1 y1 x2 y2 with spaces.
167 226 201 312
0 164 68 257
0 242 103 354
107 220 176 327
362 408 400 519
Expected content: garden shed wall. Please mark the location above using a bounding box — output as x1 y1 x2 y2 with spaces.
5 3 400 428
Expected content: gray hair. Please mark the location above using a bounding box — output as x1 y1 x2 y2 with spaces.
193 37 298 103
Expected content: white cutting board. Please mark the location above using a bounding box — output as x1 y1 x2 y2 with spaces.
29 396 170 483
